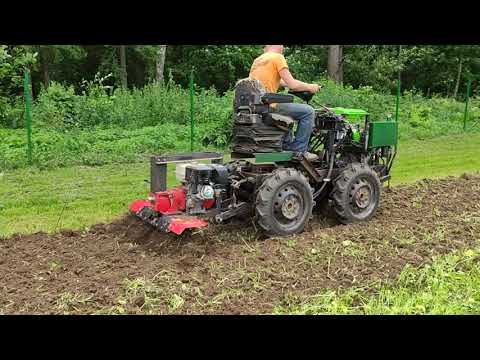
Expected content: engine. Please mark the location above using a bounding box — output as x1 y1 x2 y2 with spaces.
184 164 230 215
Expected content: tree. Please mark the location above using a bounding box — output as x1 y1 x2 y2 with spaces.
156 45 167 83
284 45 327 82
39 47 50 89
328 45 343 84
119 45 127 87
453 59 463 99
0 46 38 98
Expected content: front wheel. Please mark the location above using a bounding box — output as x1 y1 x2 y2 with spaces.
255 169 313 236
332 163 381 224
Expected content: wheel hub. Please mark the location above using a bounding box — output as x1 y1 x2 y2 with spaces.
351 181 373 210
281 194 301 220
273 186 304 223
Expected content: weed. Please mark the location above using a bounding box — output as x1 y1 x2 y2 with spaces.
275 248 480 315
56 292 93 314
168 294 185 311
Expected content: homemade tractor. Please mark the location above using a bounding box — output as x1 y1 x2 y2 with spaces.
129 79 398 236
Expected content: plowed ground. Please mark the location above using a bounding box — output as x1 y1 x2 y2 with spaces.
1 174 479 314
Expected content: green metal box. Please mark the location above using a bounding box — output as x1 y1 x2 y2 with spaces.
331 107 369 121
368 121 398 149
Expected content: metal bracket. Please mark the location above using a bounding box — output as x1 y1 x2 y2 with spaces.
150 152 224 192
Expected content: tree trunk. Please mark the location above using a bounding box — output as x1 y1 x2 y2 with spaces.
40 47 50 89
327 45 343 84
453 59 463 99
119 45 127 87
156 45 167 83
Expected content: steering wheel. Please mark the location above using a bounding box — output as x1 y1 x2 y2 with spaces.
288 91 314 104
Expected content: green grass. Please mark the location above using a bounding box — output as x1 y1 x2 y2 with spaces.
274 248 480 315
1 133 480 315
1 133 479 238
0 163 178 237
391 133 480 185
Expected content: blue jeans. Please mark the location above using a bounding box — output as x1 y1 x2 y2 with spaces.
274 103 315 153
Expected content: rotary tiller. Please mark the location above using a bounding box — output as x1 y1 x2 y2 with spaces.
129 82 398 236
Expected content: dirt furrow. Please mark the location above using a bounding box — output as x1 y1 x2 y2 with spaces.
1 174 479 314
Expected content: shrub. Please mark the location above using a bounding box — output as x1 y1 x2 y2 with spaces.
2 76 480 171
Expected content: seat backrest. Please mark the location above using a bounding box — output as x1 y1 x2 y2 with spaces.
233 78 266 112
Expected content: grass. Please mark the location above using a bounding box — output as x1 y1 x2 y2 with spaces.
274 248 480 315
390 132 480 185
1 133 479 238
0 162 176 237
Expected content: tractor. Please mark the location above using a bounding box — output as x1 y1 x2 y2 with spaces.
129 78 398 236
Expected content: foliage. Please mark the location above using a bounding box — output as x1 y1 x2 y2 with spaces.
0 122 223 170
2 74 480 171
165 45 263 93
275 248 480 315
0 45 38 94
28 75 233 131
284 45 327 82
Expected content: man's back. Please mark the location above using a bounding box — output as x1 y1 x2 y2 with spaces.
249 52 289 93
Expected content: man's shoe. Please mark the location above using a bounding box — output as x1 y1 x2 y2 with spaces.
303 152 319 162
292 151 319 162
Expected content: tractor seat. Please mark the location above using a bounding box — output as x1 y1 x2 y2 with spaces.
270 113 296 131
232 78 297 155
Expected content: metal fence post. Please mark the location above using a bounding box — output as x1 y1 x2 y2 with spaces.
23 68 33 165
189 67 195 152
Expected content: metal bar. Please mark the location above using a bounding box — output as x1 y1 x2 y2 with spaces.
464 77 471 132
297 156 322 183
152 152 224 165
190 67 195 152
150 157 167 192
23 69 33 165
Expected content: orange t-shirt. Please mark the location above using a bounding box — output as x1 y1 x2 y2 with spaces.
249 52 289 93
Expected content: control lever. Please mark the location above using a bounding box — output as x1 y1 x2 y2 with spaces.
288 91 314 104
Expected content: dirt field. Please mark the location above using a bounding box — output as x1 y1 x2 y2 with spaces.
1 174 479 314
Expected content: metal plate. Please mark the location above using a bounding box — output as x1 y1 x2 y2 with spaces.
255 152 294 163
368 121 398 149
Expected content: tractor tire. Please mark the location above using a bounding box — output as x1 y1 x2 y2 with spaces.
255 168 314 236
332 163 381 224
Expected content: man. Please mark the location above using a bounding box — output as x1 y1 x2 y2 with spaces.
249 45 321 161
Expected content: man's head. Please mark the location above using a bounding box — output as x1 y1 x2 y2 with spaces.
264 45 284 54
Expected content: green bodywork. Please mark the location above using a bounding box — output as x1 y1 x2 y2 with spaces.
255 151 293 163
368 120 398 149
330 107 398 149
253 106 398 164
331 107 369 121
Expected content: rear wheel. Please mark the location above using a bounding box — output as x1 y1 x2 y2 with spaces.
332 163 381 224
255 168 313 236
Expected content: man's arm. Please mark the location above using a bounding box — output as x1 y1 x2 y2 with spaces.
279 68 320 93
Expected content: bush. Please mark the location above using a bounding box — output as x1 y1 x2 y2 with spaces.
33 82 79 128
2 76 479 171
0 124 222 171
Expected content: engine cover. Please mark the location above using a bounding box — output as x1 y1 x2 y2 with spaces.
152 187 187 215
185 164 229 215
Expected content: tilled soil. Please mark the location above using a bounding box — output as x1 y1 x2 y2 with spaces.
1 174 480 314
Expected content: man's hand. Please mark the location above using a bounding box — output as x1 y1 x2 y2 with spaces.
308 84 321 94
